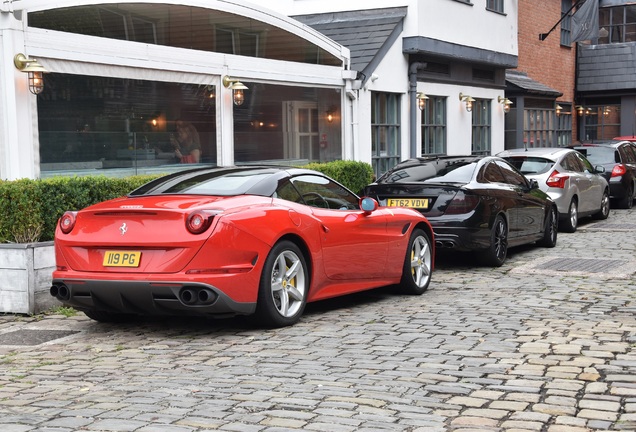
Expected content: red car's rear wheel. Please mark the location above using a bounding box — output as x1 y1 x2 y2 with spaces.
255 240 308 327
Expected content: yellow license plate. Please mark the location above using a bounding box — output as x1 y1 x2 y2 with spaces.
386 198 430 209
103 251 142 267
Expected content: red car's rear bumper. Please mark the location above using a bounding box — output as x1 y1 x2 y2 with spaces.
51 276 257 317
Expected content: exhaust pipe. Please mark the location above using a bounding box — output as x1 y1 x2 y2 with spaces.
180 288 198 305
435 241 456 249
179 287 217 305
50 283 70 301
198 289 211 303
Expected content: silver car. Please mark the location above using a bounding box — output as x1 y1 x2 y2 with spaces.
497 148 610 232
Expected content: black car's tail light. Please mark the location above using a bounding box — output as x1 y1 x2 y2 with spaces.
445 191 479 215
59 211 77 234
611 164 627 178
186 211 214 234
546 170 569 188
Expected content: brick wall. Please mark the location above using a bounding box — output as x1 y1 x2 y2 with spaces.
518 0 578 139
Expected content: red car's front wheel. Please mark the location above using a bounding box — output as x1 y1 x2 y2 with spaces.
399 229 433 295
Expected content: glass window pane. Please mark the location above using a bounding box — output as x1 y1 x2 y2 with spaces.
371 92 401 177
29 4 342 66
38 73 217 176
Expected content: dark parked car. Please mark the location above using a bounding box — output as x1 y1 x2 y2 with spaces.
572 141 636 209
497 147 610 233
363 156 558 267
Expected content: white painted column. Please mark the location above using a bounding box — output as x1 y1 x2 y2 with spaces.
0 7 38 180
217 71 235 167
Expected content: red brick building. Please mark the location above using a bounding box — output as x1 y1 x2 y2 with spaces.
505 0 577 148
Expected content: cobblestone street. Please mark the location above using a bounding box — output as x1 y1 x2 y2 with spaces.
1 208 636 432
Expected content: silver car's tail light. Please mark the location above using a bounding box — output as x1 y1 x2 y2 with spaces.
546 170 569 188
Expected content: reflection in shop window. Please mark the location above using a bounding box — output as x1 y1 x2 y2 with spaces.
38 73 217 177
234 83 341 165
215 27 260 56
37 75 344 176
28 4 341 66
581 104 621 142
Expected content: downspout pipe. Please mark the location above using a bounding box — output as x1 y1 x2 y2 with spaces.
409 62 427 158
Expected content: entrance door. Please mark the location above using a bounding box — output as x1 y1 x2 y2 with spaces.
283 101 319 162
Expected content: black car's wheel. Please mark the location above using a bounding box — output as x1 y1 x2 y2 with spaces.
255 240 308 328
593 190 611 220
618 184 634 209
538 205 558 248
83 310 133 323
398 228 433 295
481 215 508 267
561 198 578 233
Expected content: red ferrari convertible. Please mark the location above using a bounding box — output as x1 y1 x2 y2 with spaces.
51 166 434 327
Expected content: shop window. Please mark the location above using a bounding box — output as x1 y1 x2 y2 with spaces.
28 4 341 66
581 104 621 141
523 109 554 148
503 99 572 150
37 73 217 177
421 96 447 156
471 99 491 155
233 83 341 165
371 92 401 177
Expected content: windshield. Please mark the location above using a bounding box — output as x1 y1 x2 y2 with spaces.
576 146 616 165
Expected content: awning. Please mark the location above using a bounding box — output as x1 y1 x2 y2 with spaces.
506 71 563 97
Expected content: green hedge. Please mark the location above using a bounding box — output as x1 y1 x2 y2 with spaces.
0 160 374 244
0 175 160 243
303 160 374 195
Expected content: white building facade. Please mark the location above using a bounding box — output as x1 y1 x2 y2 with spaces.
0 0 518 181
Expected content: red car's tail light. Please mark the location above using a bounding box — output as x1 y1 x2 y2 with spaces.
546 170 569 188
59 211 77 234
445 191 479 215
611 164 627 178
186 211 214 234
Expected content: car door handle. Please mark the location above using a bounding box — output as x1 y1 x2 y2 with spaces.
321 223 330 233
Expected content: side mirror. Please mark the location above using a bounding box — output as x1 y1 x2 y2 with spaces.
529 179 540 190
595 165 606 174
360 197 378 213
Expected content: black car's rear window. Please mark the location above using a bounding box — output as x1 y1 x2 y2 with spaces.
379 160 477 184
504 156 554 174
575 146 616 165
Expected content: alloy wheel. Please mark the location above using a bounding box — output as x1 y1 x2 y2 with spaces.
269 250 306 318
